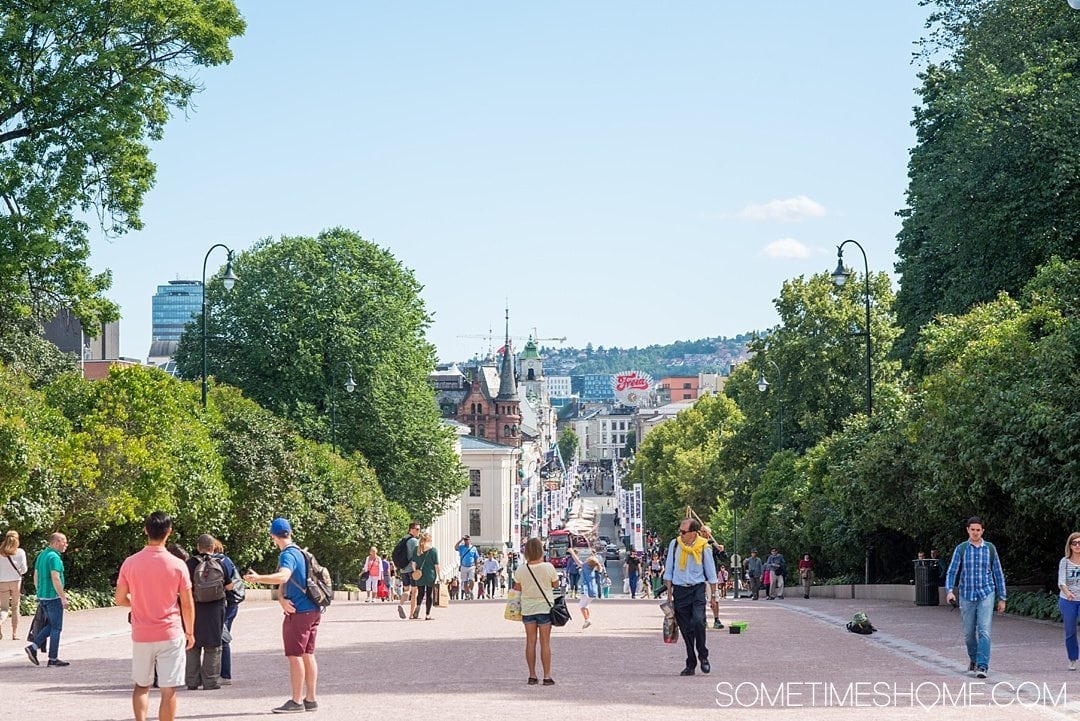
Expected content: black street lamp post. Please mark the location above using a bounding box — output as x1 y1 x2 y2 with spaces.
830 239 873 418
756 358 784 451
201 244 239 408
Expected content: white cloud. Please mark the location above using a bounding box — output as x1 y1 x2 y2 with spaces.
737 195 827 222
760 238 811 259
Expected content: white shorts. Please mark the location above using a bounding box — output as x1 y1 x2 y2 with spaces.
132 637 186 688
460 567 476 583
578 595 594 610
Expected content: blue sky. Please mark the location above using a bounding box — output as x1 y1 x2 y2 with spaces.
89 2 931 363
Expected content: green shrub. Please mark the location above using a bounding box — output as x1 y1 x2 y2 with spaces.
1006 591 1061 622
19 589 115 617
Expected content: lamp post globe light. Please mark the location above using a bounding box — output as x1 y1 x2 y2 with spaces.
756 358 783 451
330 364 356 453
830 240 873 418
201 244 238 408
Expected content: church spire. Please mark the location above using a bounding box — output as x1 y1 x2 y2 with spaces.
497 304 517 399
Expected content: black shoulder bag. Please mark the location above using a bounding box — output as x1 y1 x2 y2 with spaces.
526 564 571 627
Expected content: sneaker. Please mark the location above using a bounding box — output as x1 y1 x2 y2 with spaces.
397 605 406 619
968 661 976 672
25 644 39 665
47 659 70 667
221 678 232 686
1070 661 1077 671
713 620 723 630
582 620 592 629
272 700 306 714
304 700 318 712
975 667 987 679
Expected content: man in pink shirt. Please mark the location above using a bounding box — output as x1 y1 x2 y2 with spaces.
115 512 195 721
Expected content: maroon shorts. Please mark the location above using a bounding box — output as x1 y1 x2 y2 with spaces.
282 610 321 657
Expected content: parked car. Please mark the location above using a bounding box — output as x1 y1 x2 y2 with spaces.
604 543 621 562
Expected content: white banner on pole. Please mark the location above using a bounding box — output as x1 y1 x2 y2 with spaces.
511 483 521 551
632 483 644 552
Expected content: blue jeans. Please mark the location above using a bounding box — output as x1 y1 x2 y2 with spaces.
1060 597 1080 662
567 572 580 594
960 594 995 669
628 572 639 598
34 598 64 661
220 603 239 679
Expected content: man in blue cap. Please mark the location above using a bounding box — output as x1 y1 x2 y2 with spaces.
244 518 320 714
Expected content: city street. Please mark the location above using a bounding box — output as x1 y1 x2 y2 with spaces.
1 591 1076 720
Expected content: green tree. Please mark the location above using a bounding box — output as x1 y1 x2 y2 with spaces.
175 228 466 523
557 426 579 464
895 0 1080 358
628 392 743 537
0 0 245 328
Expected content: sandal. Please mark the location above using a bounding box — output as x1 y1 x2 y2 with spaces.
542 678 555 686
527 677 539 685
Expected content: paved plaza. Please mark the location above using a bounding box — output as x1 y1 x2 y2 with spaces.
1 592 1077 721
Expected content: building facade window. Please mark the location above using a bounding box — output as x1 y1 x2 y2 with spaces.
469 508 482 537
469 469 481 497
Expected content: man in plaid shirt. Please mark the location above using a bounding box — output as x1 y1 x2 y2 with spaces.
945 516 1007 679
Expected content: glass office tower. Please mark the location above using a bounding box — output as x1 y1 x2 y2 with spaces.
151 280 203 342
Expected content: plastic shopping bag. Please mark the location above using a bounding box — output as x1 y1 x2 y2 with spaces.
663 615 680 644
504 589 522 621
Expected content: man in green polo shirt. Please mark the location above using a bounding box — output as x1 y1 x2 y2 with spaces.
26 532 70 667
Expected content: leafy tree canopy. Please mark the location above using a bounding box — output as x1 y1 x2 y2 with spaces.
0 0 245 328
895 0 1080 359
175 228 466 524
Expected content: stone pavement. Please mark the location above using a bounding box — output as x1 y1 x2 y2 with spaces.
1 593 1078 720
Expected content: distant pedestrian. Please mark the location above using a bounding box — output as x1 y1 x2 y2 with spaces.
411 532 441 620
945 516 1007 679
930 548 946 588
483 552 501 598
0 530 28 640
571 549 600 629
363 548 381 603
664 518 717 676
213 538 244 686
380 557 393 601
244 517 322 714
565 551 581 599
454 535 480 600
115 512 195 721
746 550 763 600
393 522 421 619
1058 532 1080 671
185 534 234 690
25 532 70 667
799 554 815 599
765 547 786 600
624 551 641 599
515 537 559 686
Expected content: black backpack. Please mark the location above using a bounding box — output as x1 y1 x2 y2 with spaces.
226 561 245 605
287 546 333 609
192 554 226 603
391 536 412 570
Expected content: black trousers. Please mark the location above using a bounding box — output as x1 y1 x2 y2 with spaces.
673 583 708 668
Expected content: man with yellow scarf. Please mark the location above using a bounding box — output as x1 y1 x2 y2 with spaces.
664 518 718 676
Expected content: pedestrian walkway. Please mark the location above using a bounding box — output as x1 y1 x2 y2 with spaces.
0 594 1075 720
